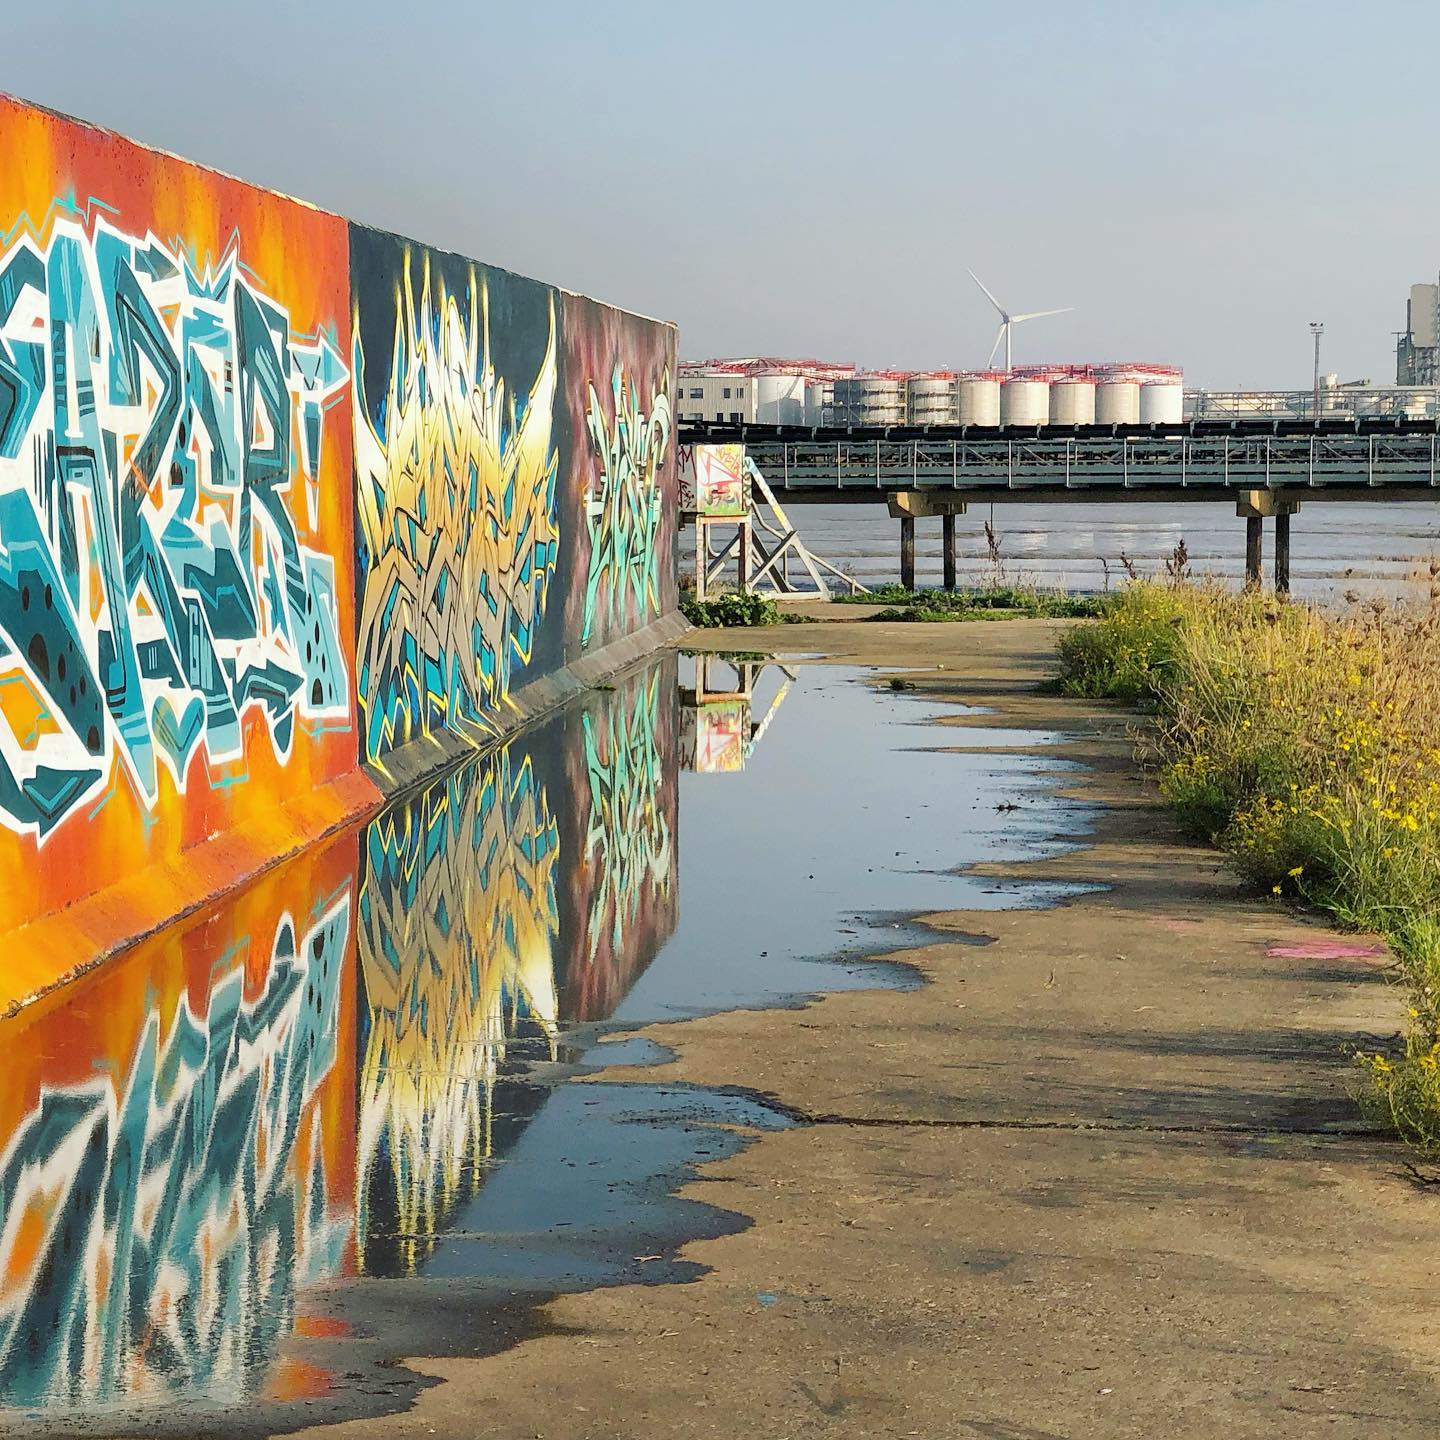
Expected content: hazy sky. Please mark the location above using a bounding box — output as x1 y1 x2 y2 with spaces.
2 0 1435 388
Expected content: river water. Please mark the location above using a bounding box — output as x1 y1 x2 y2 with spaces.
748 501 1440 601
0 654 1096 1435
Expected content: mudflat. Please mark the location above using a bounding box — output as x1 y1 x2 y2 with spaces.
294 613 1438 1440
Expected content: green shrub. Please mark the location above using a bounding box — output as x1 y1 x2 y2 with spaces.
680 591 782 628
1054 585 1186 702
847 585 1106 622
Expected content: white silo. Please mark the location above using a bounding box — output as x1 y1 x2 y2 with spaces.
869 376 908 425
831 377 861 423
756 372 806 425
1138 382 1184 425
1095 380 1140 424
907 374 958 425
1049 378 1096 425
805 379 834 426
1001 377 1050 427
835 374 907 425
957 374 1002 426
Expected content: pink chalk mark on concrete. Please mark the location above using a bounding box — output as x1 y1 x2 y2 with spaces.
1266 940 1389 962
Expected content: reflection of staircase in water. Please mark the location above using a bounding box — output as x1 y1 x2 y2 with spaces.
680 655 797 774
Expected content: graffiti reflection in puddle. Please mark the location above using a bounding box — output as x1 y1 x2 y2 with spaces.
0 659 678 1416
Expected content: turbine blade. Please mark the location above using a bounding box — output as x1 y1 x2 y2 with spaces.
1010 307 1074 323
986 322 1006 369
968 269 1007 320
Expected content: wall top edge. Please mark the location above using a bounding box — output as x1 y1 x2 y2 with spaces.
0 89 678 335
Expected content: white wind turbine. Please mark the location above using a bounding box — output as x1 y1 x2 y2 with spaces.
968 269 1073 373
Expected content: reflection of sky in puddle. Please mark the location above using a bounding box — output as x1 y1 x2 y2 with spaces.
0 653 1097 1433
614 665 1095 1022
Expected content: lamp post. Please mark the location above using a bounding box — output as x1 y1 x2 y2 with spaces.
1310 322 1324 420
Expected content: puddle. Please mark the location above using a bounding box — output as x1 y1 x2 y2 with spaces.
0 651 1098 1434
382 1083 794 1288
614 663 1094 1022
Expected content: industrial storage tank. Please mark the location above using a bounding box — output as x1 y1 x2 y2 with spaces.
907 374 958 425
1095 380 1140 424
755 372 807 425
1138 382 1183 425
1049 378 1096 425
834 374 907 425
1000 378 1049 427
957 374 1002 426
805 379 834 426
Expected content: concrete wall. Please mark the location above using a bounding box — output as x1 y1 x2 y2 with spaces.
0 94 679 992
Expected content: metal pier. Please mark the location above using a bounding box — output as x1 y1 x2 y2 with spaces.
679 420 1440 594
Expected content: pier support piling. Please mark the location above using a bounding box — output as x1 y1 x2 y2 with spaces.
1236 490 1301 595
900 516 916 590
1274 511 1291 597
887 492 968 593
1244 515 1264 590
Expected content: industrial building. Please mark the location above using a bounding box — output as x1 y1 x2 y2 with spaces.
679 359 1186 427
1189 378 1440 420
1397 279 1440 385
684 281 1440 429
676 372 755 424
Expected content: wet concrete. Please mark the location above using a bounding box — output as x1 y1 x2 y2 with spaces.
0 641 1108 1436
273 614 1440 1440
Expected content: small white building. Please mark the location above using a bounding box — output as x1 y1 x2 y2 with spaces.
675 372 757 424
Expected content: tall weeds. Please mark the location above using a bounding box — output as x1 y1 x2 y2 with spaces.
1057 582 1440 1149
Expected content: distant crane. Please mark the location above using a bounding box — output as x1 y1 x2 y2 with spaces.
967 270 1073 373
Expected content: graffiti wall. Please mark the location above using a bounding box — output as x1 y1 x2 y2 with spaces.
349 232 565 769
348 234 678 773
558 293 677 655
0 96 361 940
0 94 679 959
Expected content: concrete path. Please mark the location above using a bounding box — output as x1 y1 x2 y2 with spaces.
295 617 1440 1440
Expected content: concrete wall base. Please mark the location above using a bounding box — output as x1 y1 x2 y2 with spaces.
366 612 692 796
1 611 690 1018
0 769 381 1019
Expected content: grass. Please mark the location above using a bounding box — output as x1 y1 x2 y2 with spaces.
841 584 1108 623
1056 580 1440 1150
681 582 1103 628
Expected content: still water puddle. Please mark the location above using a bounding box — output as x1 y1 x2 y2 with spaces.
0 653 1096 1434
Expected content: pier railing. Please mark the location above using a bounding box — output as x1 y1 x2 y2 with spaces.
680 423 1440 500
